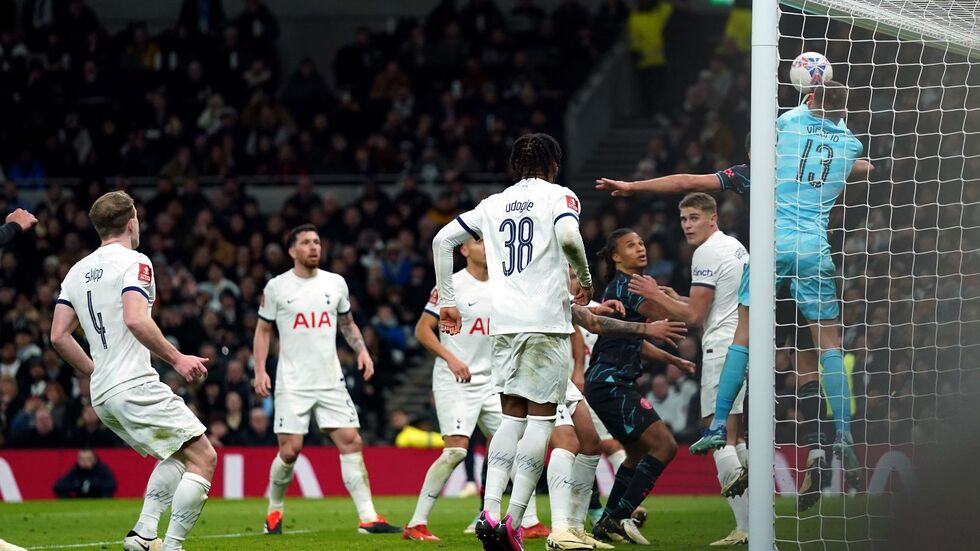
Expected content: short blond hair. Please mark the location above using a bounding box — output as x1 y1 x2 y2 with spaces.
679 192 717 214
89 191 135 240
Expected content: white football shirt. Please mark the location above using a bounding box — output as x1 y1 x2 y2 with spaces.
424 269 493 391
452 178 582 335
691 230 749 358
58 243 158 406
258 269 352 391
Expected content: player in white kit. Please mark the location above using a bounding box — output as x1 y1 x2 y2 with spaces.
403 238 503 541
432 133 594 551
627 193 750 546
51 191 216 551
254 224 399 536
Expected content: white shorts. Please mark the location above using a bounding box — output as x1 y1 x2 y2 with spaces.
434 384 501 437
94 381 206 460
700 352 745 417
556 380 584 428
274 387 360 434
491 333 571 405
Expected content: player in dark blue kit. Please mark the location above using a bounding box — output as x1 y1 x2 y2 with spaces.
584 228 690 545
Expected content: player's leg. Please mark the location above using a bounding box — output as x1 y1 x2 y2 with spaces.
328 427 397 533
100 383 209 551
695 265 752 453
162 435 217 551
481 335 528 526
264 390 314 535
500 333 569 541
405 388 479 539
545 412 588 549
264 433 303 534
795 241 860 485
405 435 469 540
593 386 670 545
701 354 749 546
319 388 399 533
565 401 614 550
795 321 829 511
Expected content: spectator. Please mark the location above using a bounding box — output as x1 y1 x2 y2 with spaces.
11 403 66 448
68 404 122 448
241 406 276 446
629 0 673 116
53 449 117 498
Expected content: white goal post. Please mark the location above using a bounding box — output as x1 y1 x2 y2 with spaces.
749 1 978 550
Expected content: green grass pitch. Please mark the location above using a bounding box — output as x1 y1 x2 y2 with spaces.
0 495 886 550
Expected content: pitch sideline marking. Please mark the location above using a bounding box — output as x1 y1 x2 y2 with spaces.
26 529 317 549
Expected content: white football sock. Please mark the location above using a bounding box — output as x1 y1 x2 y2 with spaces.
522 489 539 527
608 449 627 474
161 473 210 551
340 452 379 523
484 415 527 519
569 453 600 530
506 414 555 527
134 457 185 539
729 494 749 532
735 442 748 467
408 447 467 527
268 453 295 514
547 448 576 530
715 446 745 529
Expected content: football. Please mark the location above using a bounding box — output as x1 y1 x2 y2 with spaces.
790 51 834 92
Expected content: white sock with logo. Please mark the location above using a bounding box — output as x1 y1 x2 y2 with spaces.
569 453 601 530
507 414 554 528
267 454 295 514
408 447 467 527
484 415 527 519
547 448 576 530
161 473 210 551
134 457 185 540
340 452 379 523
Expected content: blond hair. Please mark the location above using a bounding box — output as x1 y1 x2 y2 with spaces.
679 192 717 213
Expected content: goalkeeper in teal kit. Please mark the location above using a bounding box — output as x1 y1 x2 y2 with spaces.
597 80 869 503
692 81 865 477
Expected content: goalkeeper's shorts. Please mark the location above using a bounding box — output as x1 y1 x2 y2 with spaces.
739 232 840 321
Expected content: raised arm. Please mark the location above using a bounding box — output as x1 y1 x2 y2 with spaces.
596 174 722 197
123 291 208 381
433 215 480 334
572 304 686 347
415 312 471 383
628 274 713 327
339 312 374 381
50 303 94 378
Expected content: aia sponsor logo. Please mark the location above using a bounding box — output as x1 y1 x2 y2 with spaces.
293 312 332 329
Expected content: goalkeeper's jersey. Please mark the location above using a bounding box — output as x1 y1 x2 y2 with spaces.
775 104 864 236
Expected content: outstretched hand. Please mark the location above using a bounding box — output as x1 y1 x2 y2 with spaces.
644 319 687 348
591 299 626 318
628 274 663 300
595 178 634 197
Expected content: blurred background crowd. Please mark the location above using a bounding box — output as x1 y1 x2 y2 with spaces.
0 0 975 458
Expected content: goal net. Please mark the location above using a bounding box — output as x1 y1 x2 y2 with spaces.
756 1 980 549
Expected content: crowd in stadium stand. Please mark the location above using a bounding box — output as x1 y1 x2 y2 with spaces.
0 0 630 182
